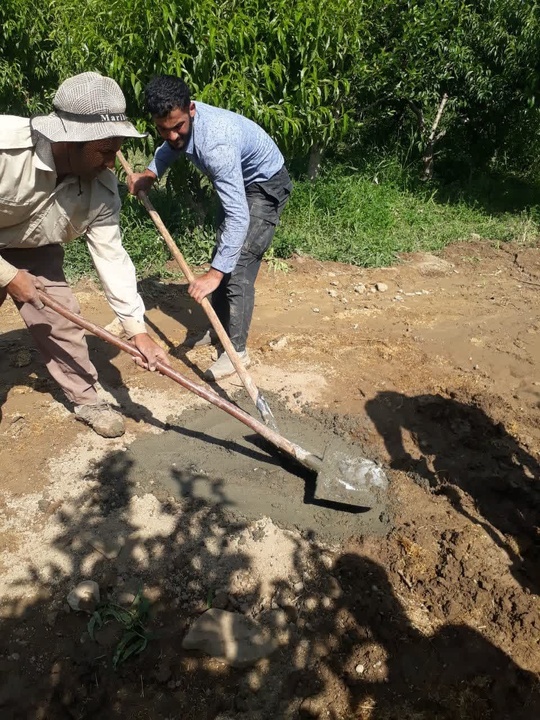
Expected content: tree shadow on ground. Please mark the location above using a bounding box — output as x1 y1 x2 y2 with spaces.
1 437 539 719
365 391 540 596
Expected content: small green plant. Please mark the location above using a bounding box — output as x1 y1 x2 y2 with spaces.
265 247 290 273
88 589 152 669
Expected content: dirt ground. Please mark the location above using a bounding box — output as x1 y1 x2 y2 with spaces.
0 240 539 719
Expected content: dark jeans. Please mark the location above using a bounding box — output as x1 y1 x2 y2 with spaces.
211 165 292 351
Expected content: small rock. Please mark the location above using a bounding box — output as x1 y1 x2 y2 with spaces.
11 653 20 661
83 532 125 560
304 597 318 612
327 289 338 298
320 554 334 570
67 580 100 613
312 307 320 313
354 284 366 294
182 609 278 668
409 252 455 277
117 589 137 607
38 498 50 513
329 280 339 286
275 589 296 609
269 335 288 351
375 282 388 292
294 582 304 593
355 663 365 675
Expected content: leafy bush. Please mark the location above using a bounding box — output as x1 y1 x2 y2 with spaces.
2 0 540 178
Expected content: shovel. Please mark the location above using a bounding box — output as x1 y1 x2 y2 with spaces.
37 290 388 510
116 151 278 433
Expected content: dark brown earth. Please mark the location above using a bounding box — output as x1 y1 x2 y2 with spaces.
0 240 539 719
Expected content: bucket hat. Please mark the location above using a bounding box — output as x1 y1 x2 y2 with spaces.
31 72 146 143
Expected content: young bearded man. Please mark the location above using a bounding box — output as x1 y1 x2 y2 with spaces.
127 75 292 381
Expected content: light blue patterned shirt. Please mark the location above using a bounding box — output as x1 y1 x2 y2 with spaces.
148 102 284 273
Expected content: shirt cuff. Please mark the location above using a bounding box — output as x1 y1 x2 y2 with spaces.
0 260 19 288
121 318 147 338
211 261 233 274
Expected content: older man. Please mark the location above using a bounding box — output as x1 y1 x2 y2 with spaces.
0 72 169 437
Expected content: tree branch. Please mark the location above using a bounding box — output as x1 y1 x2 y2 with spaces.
422 93 449 181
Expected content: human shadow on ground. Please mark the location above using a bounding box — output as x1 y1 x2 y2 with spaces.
0 327 65 423
326 553 540 720
1 441 538 719
365 391 540 596
0 321 171 433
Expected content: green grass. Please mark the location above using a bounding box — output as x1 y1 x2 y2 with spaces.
273 165 540 267
63 158 540 280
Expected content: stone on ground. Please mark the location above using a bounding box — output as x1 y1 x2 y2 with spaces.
67 580 100 613
182 608 278 667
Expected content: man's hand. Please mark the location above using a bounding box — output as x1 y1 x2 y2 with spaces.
188 268 224 304
126 170 157 197
6 270 45 310
131 333 171 371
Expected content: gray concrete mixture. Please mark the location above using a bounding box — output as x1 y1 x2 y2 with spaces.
124 400 391 541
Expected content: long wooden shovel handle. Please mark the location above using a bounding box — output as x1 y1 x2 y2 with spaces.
37 289 320 473
116 150 278 431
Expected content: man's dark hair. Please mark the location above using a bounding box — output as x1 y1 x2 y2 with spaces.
145 75 191 117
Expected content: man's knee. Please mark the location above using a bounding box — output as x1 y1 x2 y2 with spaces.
42 283 81 315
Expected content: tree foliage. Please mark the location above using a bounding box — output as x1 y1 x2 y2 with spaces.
1 0 539 177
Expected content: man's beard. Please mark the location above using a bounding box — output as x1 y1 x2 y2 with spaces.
167 117 192 150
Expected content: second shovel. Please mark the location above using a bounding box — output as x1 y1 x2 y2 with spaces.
117 150 278 432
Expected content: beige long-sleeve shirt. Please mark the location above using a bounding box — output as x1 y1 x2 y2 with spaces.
0 116 146 337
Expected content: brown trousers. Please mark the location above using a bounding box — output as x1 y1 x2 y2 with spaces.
0 245 98 405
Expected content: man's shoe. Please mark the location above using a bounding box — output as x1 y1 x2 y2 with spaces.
184 328 218 349
74 401 125 438
204 350 250 382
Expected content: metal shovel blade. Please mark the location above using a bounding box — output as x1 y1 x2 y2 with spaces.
313 442 389 508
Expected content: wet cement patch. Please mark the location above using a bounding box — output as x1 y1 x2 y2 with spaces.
124 399 392 542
